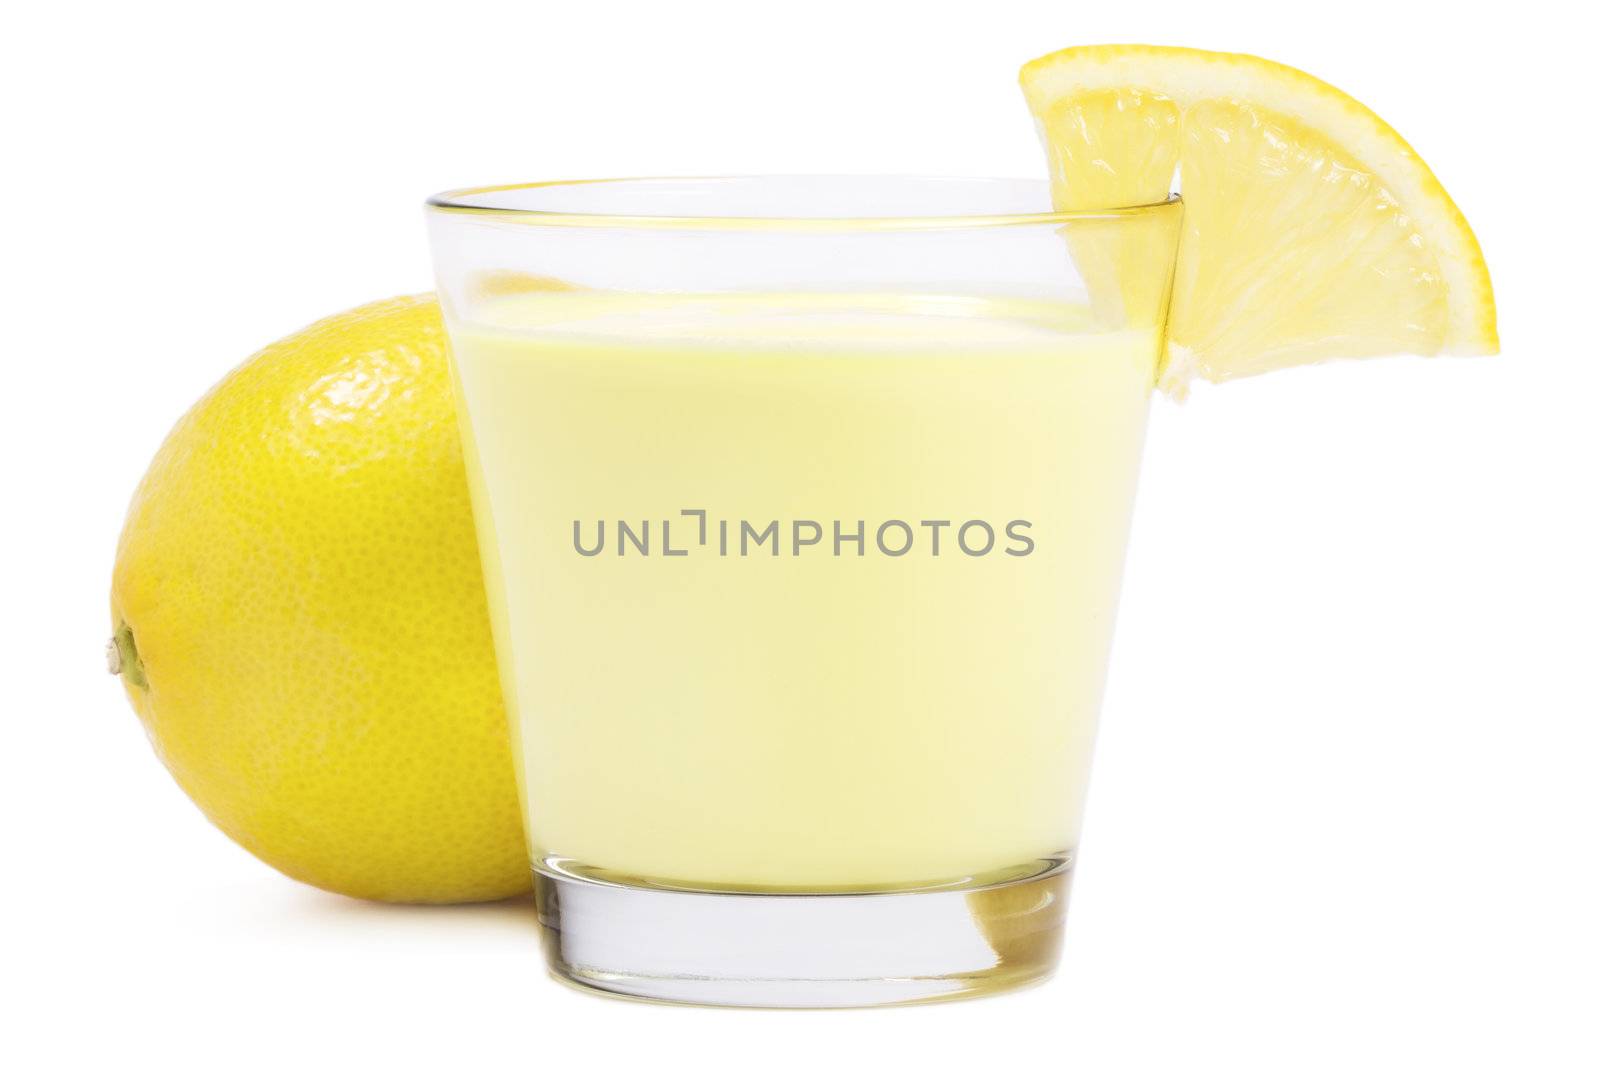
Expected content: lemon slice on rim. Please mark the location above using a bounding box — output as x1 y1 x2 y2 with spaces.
1021 45 1498 394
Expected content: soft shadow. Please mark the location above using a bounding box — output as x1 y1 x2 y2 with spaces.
275 890 541 936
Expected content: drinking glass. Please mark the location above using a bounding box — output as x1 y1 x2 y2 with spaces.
426 177 1181 1006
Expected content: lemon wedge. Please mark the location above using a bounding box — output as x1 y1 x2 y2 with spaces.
1021 45 1498 394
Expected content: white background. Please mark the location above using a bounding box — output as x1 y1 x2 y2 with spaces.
4 1 1596 1063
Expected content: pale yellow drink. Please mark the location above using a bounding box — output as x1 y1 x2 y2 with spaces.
448 291 1156 892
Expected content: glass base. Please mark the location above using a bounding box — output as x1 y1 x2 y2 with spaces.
533 861 1072 1008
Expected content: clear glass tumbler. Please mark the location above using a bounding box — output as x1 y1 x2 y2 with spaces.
426 177 1181 1006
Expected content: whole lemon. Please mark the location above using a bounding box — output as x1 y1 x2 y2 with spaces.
110 295 528 903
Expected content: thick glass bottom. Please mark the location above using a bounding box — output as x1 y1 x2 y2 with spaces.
533 859 1072 1008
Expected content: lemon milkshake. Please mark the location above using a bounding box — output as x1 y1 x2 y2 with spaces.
429 38 1496 999
448 291 1158 891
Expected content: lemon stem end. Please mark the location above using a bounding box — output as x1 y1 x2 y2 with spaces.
109 623 148 689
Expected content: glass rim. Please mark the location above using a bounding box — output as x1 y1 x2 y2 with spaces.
426 175 1180 231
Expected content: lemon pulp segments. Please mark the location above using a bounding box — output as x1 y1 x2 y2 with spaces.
1021 45 1497 393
